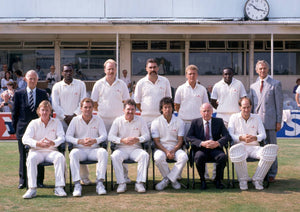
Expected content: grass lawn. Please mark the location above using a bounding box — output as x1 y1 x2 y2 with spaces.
0 139 299 212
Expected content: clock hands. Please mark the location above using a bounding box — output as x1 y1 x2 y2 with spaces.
249 3 267 12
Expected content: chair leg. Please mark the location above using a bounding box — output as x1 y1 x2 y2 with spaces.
192 162 195 189
232 162 235 188
111 162 114 191
152 155 155 190
187 161 189 189
226 158 230 188
105 171 108 190
69 167 73 192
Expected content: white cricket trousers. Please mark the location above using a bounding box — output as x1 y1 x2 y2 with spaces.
70 148 108 182
111 148 149 184
26 150 65 188
154 149 188 183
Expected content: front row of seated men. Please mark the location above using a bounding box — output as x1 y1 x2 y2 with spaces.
21 96 278 198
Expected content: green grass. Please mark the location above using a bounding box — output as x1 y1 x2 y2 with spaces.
0 139 299 212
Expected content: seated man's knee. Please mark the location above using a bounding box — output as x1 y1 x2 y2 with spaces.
55 153 66 163
97 148 108 158
178 152 188 163
229 143 247 163
261 144 278 162
69 149 80 159
154 150 166 162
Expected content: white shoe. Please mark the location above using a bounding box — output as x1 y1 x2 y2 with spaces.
54 187 67 197
73 184 82 197
155 178 169 191
135 183 146 193
171 180 181 190
124 176 131 184
80 178 92 185
239 181 248 190
23 188 37 199
117 183 127 193
252 180 264 190
96 181 107 195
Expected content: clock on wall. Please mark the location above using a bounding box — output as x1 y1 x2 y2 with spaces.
244 0 270 21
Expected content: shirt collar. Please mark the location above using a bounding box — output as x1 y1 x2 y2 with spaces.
222 77 236 85
38 117 54 126
238 112 254 121
26 87 36 93
123 115 137 123
185 81 199 88
146 75 161 83
203 119 211 126
62 79 74 86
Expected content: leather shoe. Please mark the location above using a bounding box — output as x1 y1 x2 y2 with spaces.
37 183 44 188
215 180 224 189
200 181 207 190
18 184 25 189
268 176 276 183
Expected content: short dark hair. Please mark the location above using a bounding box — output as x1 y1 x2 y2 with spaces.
159 97 174 114
238 97 252 106
62 63 73 71
80 97 94 108
223 67 234 74
123 99 136 109
15 70 23 77
146 58 158 67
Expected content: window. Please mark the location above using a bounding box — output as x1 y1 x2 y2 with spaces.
189 52 244 75
248 52 300 75
0 50 54 80
61 49 116 80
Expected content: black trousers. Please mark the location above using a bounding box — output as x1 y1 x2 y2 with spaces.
194 147 227 181
18 139 44 185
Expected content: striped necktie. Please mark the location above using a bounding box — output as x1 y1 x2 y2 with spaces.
29 90 35 112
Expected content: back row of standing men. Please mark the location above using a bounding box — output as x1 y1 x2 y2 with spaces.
12 58 282 197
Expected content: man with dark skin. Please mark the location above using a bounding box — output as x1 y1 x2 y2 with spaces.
211 67 247 127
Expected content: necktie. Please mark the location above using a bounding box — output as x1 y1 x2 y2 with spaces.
29 90 35 112
205 122 210 140
260 80 264 93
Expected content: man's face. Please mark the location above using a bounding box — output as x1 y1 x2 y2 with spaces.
105 62 117 81
256 63 269 79
124 104 136 121
162 103 173 117
39 106 51 122
200 104 213 121
223 69 233 84
81 101 93 118
122 69 127 77
2 64 8 71
62 66 73 82
50 65 55 73
146 62 158 77
240 99 252 119
25 72 38 89
186 69 198 84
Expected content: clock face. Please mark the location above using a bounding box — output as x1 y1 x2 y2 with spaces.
245 0 269 21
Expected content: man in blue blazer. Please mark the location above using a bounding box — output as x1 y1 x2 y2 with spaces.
187 103 230 189
12 70 48 189
249 60 283 182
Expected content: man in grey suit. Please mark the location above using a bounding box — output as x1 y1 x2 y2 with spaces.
249 60 283 182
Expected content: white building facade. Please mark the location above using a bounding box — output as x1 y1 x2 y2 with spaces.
0 0 300 91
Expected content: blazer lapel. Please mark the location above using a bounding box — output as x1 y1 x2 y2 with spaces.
255 80 268 113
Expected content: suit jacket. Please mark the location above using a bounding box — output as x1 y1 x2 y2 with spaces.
186 117 230 150
249 77 283 130
12 88 48 139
